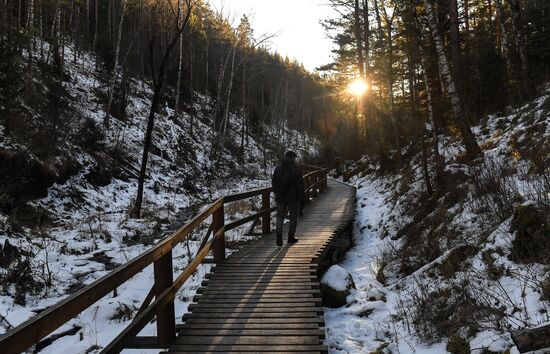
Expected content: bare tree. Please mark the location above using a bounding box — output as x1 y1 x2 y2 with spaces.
421 0 481 158
104 0 128 128
506 0 533 98
131 0 194 218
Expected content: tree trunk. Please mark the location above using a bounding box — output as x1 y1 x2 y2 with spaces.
132 2 193 218
506 0 533 98
420 55 444 181
422 0 481 158
450 0 462 87
133 90 160 218
74 0 79 63
93 0 98 49
495 0 513 86
240 58 246 151
189 36 194 134
464 0 469 34
220 46 236 150
103 0 126 128
174 26 183 119
362 0 370 70
382 4 401 167
27 0 34 88
354 0 365 78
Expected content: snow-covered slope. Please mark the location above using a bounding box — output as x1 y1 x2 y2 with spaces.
325 87 550 353
0 45 321 352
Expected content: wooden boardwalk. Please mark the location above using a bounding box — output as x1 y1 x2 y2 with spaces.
165 180 356 353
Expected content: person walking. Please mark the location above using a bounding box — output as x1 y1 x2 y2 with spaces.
272 151 304 246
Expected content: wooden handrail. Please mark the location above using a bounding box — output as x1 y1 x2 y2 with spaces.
0 166 328 354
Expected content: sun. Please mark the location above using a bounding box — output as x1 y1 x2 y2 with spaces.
347 79 368 97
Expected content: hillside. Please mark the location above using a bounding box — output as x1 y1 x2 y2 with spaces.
0 41 321 352
325 87 550 353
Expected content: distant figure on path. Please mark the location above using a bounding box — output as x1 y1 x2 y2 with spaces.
272 151 304 246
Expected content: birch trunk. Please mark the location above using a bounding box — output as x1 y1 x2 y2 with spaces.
420 55 444 180
221 46 236 147
174 24 183 119
189 37 194 134
422 0 481 158
103 0 127 128
240 59 246 150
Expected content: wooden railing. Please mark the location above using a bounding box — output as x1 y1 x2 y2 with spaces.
0 166 328 354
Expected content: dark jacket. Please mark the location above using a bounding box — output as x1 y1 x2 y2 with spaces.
272 157 305 204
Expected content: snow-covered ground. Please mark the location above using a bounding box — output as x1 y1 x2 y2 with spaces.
0 44 321 353
325 87 550 353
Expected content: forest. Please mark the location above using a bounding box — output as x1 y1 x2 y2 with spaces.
1 0 550 352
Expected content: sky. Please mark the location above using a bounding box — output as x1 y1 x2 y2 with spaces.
208 0 337 72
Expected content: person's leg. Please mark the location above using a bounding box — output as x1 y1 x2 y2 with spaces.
287 201 299 243
275 202 287 246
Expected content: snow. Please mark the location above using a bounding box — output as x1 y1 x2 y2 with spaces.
325 87 550 353
321 265 352 292
0 41 322 353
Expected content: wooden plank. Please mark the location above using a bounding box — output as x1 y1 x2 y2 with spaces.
223 187 271 203
177 329 324 337
208 270 317 276
204 278 318 283
182 317 325 325
512 325 550 352
167 344 327 352
212 266 318 271
194 299 321 306
195 292 319 298
173 335 321 345
176 323 321 330
223 260 319 264
189 302 319 310
188 307 324 314
194 294 318 300
203 277 317 284
198 284 319 290
165 351 324 354
183 312 320 319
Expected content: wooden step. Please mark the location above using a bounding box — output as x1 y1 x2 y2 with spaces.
166 344 328 352
177 329 325 337
187 306 324 314
183 312 320 319
182 317 325 325
189 302 319 310
176 323 322 331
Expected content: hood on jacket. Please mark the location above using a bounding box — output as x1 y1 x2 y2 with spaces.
282 156 295 167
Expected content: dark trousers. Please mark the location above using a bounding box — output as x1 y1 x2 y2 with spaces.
276 202 299 236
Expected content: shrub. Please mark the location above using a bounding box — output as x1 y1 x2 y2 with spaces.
470 156 523 226
439 245 479 279
510 204 550 264
541 275 550 302
447 334 470 354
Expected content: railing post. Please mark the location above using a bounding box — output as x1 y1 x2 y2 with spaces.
312 174 318 198
324 169 328 189
262 190 271 234
153 250 175 346
305 175 310 203
212 203 225 262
